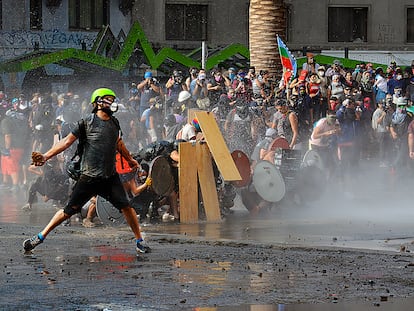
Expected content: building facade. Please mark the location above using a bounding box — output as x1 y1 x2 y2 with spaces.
0 0 412 95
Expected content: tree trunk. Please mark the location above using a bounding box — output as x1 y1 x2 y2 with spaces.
249 0 287 78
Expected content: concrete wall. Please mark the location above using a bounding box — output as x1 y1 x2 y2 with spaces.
284 0 414 50
132 0 249 48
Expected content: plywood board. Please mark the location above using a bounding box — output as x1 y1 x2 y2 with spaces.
196 143 221 222
194 110 242 181
178 142 199 223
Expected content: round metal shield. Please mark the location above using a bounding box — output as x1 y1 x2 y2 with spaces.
149 156 174 196
95 195 125 226
268 137 290 151
252 161 286 202
231 150 251 187
302 149 324 171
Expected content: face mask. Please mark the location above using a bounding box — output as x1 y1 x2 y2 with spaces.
318 71 325 77
101 106 114 116
198 73 206 80
229 73 236 80
215 75 222 82
396 75 402 80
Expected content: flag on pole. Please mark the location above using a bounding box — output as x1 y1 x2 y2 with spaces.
277 35 297 83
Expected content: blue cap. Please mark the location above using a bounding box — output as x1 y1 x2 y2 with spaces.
144 71 152 79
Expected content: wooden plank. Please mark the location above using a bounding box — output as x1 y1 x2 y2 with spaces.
196 143 221 222
178 142 199 223
194 110 242 181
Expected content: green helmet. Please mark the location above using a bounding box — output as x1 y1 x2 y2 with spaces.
90 88 116 104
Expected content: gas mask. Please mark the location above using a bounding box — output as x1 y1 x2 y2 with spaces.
98 98 118 115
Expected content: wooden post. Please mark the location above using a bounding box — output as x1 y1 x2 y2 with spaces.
196 142 221 222
178 142 199 223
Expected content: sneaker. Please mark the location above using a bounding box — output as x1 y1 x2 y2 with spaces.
136 240 151 254
23 235 43 252
82 218 96 228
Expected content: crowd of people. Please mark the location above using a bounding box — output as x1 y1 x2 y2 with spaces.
0 52 408 255
1 55 414 222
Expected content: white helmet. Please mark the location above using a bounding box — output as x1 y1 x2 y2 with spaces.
178 90 191 103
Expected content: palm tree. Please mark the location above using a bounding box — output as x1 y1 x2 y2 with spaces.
249 0 287 77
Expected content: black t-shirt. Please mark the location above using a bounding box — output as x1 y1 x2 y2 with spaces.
71 114 121 178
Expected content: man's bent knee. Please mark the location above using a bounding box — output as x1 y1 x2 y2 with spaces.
63 205 82 216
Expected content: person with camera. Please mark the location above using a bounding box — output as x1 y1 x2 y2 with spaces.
207 69 230 107
190 69 209 109
23 88 151 255
166 69 187 107
326 60 346 81
138 71 161 117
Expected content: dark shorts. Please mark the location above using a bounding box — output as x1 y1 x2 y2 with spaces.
63 174 129 216
118 171 136 183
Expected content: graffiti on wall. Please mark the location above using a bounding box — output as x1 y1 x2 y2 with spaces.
0 30 97 61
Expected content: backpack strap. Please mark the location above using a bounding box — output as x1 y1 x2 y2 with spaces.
71 119 86 161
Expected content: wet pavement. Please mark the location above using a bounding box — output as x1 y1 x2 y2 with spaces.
1 162 414 310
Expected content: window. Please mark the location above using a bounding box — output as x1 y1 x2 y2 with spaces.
165 4 208 41
0 0 2 30
30 0 42 30
408 8 414 43
69 0 109 30
328 7 367 42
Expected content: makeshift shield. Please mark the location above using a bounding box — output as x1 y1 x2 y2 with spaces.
231 150 251 187
302 149 324 171
95 195 125 226
268 137 290 151
149 156 174 196
252 161 286 202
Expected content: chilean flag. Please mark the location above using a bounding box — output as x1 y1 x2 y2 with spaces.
277 35 297 83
